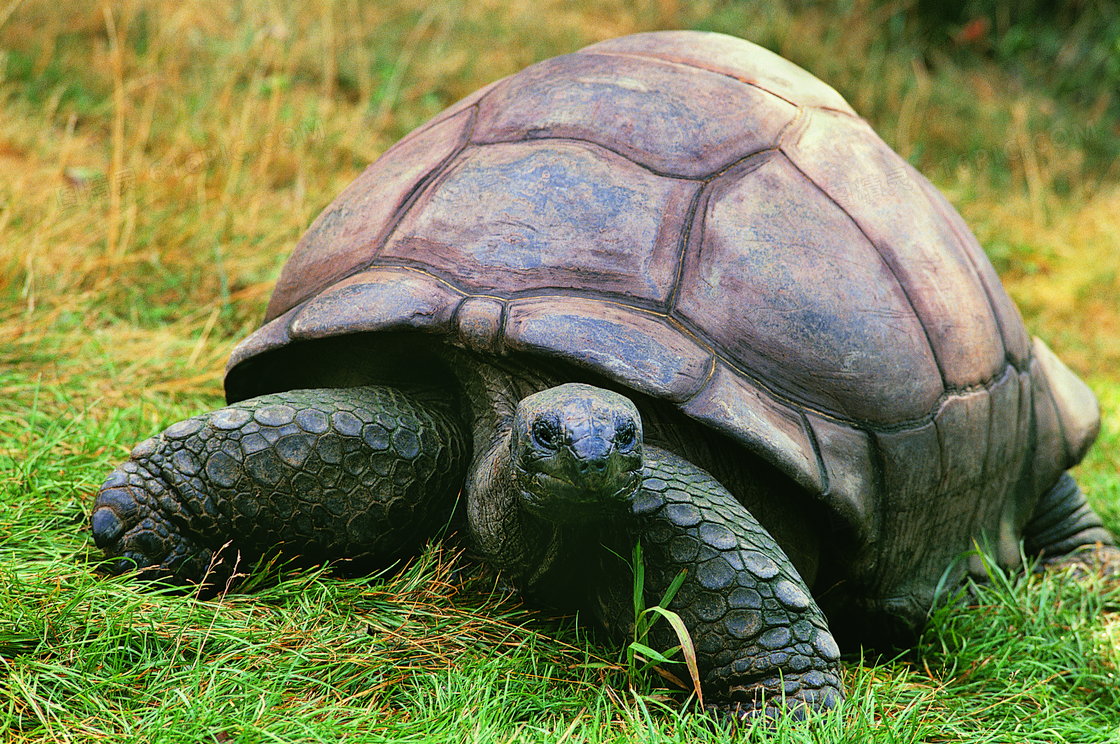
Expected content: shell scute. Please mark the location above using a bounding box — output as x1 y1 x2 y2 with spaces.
868 419 942 601
503 297 712 402
682 365 822 494
984 368 1027 492
935 387 994 495
676 151 941 425
1030 336 1100 464
454 296 506 354
289 268 462 341
804 413 877 543
473 50 796 178
972 369 1028 566
781 109 1006 390
381 140 698 302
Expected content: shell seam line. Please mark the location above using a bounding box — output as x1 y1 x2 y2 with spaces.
474 133 720 182
965 367 1002 550
778 130 950 394
665 179 706 313
356 104 480 282
358 264 470 298
800 409 831 498
360 267 679 313
663 147 782 340
860 361 1021 435
579 48 860 119
776 106 807 148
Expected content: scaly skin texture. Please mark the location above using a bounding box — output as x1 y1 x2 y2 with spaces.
93 379 844 719
91 386 467 587
458 383 843 718
1023 473 1120 574
1024 473 1116 559
630 447 843 718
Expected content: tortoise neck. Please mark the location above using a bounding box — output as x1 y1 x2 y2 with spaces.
444 349 569 584
443 349 566 455
464 430 560 581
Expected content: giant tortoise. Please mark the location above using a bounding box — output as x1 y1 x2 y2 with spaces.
89 30 1117 718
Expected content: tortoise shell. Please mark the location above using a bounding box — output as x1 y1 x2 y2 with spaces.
225 31 1099 596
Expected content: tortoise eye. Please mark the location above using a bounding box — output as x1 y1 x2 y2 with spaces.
532 419 559 449
615 420 636 449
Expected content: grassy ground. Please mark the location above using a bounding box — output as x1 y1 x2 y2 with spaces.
2 1 1118 741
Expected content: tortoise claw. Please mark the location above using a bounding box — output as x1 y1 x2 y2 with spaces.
702 677 843 730
91 455 218 584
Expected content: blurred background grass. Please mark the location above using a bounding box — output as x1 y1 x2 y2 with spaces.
1 0 1118 410
1 0 1118 740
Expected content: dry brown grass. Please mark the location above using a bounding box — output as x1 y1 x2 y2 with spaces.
1 0 1117 406
966 186 1120 377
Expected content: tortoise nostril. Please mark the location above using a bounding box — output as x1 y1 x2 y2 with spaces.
580 457 609 476
572 436 612 475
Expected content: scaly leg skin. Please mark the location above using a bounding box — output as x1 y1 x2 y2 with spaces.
1023 472 1120 576
90 386 468 590
630 447 844 720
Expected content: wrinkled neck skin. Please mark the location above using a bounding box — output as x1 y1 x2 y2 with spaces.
466 424 636 620
466 437 562 585
452 351 578 588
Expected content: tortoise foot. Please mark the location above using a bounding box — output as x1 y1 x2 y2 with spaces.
92 456 219 584
711 668 844 722
1025 473 1116 565
705 675 843 727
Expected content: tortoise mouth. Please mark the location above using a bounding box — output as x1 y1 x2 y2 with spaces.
518 466 642 524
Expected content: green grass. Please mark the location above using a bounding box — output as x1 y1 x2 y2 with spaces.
1 376 1119 740
2 0 1119 741
3 452 1119 742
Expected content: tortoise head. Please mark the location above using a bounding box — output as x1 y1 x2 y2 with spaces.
511 383 643 524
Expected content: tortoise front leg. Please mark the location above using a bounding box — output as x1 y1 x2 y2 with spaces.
628 446 844 719
90 386 468 589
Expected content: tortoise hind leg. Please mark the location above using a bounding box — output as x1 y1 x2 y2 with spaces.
1023 472 1119 573
90 386 468 590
